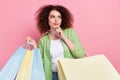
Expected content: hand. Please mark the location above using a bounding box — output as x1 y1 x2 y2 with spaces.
26 37 37 49
54 27 65 39
54 27 75 51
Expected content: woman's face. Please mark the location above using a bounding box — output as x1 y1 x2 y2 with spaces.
48 10 62 29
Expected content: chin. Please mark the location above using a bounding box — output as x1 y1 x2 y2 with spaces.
55 25 60 27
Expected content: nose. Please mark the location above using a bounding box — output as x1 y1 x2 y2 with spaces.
55 17 58 22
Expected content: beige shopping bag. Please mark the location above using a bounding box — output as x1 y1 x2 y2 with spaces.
57 55 120 80
16 50 33 80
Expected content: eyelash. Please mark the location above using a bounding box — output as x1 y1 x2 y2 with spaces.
51 16 55 18
50 16 61 19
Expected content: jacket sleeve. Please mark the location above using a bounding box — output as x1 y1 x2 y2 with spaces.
67 29 86 58
38 39 44 59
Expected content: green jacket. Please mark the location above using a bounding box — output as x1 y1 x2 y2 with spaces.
38 28 86 80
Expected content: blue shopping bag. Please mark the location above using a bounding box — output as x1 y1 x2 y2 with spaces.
0 47 26 80
31 49 45 80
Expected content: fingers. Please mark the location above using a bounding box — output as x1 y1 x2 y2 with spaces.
54 27 61 36
27 37 33 45
26 37 37 49
27 37 36 45
54 27 59 30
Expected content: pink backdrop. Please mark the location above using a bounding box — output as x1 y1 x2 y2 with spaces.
0 0 120 74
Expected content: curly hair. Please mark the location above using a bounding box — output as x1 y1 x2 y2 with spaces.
35 5 73 34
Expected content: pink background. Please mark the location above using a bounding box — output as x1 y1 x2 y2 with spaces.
0 0 120 74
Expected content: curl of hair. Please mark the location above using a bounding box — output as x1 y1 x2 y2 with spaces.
35 5 73 34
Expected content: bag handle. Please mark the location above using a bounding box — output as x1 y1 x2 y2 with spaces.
22 37 37 50
26 38 34 50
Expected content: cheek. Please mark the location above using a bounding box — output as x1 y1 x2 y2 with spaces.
49 19 54 23
48 20 54 27
59 19 62 24
48 21 52 26
48 19 52 24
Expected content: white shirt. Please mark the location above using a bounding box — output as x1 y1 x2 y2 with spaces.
50 39 64 72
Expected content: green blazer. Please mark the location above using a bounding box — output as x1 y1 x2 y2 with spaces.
38 28 86 80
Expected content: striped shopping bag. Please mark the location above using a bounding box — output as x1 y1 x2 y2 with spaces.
0 47 26 80
15 49 45 80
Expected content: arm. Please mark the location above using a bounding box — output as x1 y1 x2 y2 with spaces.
64 29 86 58
55 28 86 58
55 27 75 51
62 34 75 51
38 39 43 59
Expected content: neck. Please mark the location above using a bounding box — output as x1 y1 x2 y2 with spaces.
49 29 59 40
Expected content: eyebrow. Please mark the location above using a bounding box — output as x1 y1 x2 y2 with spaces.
49 14 61 17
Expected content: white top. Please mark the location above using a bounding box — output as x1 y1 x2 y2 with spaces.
50 39 64 72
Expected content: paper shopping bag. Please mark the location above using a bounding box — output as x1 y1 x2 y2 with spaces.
15 50 33 80
57 55 120 80
31 49 45 80
0 47 26 80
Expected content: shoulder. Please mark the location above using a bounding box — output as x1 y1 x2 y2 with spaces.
38 34 49 43
63 28 76 35
64 28 74 32
63 28 74 34
41 34 49 40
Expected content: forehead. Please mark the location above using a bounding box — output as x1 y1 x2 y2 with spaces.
49 10 61 16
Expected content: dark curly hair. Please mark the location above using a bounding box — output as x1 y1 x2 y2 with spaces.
35 5 73 34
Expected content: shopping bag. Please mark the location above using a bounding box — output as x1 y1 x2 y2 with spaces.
57 55 120 80
15 49 45 80
0 47 26 80
31 49 45 80
15 50 33 80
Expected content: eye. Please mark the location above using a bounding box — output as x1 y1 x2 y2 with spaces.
50 15 55 18
58 16 62 19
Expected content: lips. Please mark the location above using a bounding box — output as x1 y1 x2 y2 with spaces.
53 23 59 26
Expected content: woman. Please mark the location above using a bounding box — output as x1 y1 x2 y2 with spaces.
27 5 86 80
